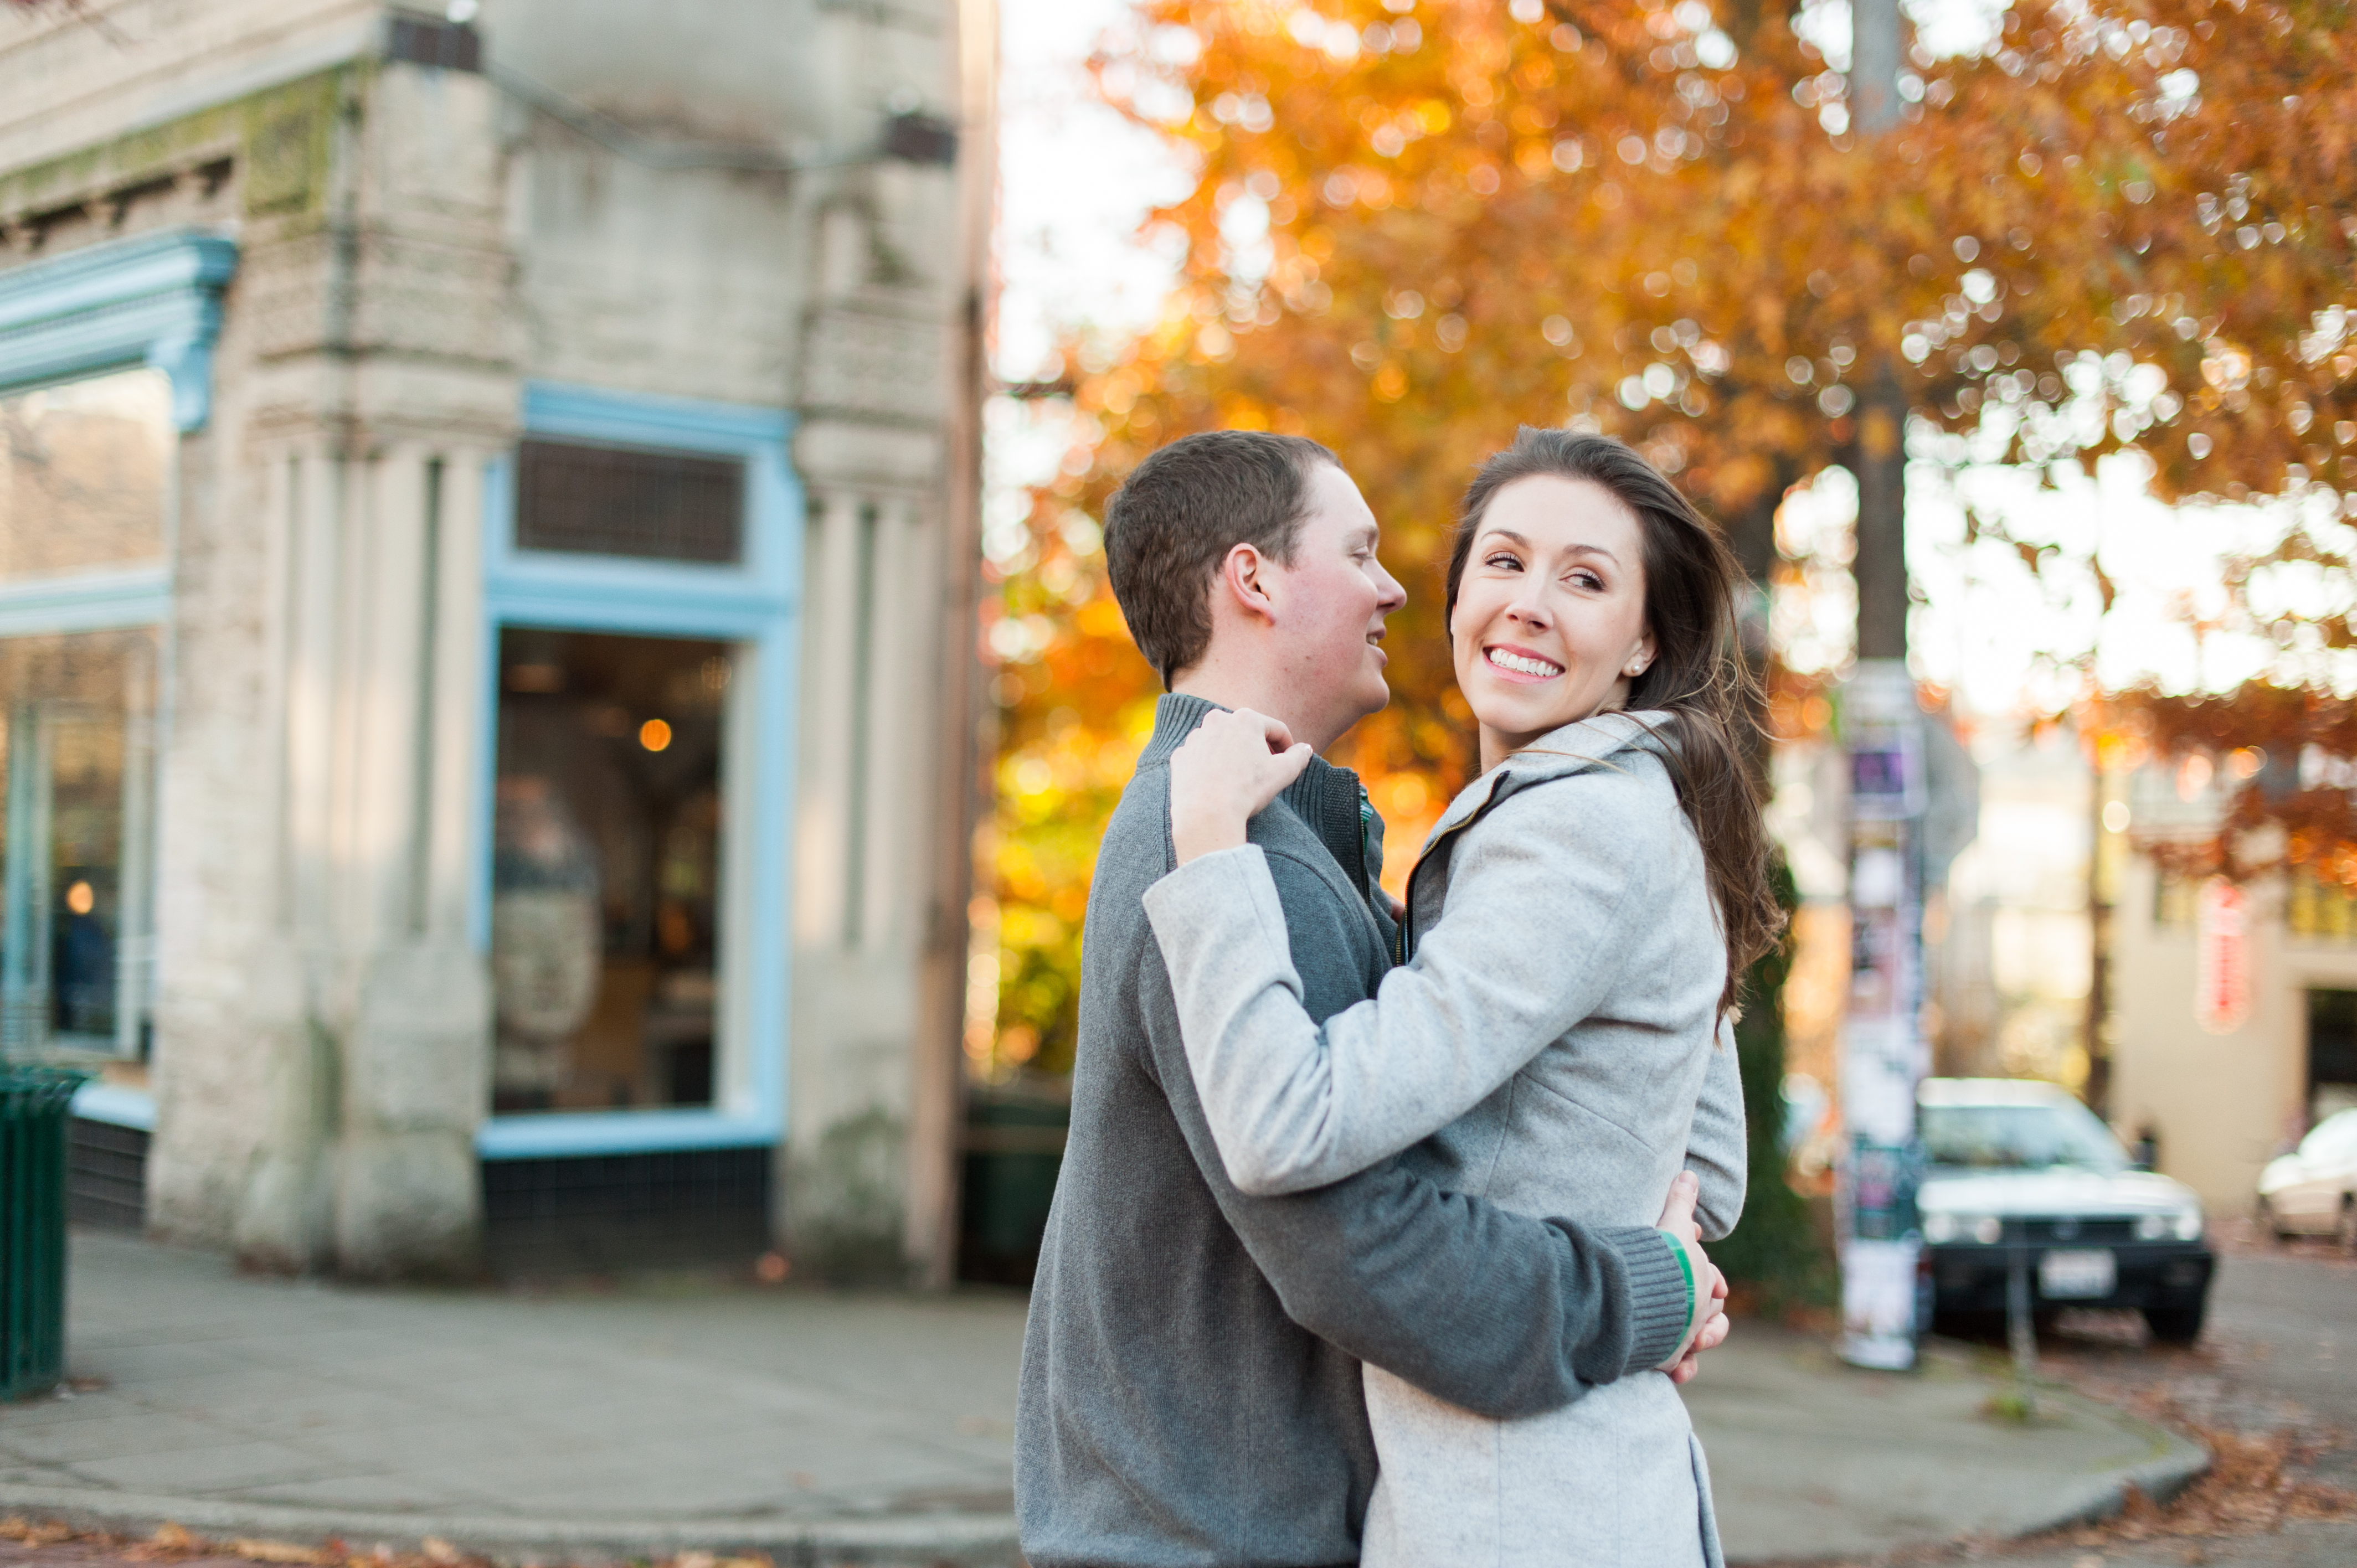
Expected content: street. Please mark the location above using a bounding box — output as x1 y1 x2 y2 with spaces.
0 1223 2346 1567
1792 1223 2357 1568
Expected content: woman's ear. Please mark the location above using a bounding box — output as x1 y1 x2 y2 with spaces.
1624 625 1659 679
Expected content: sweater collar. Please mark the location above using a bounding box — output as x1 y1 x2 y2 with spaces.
1143 693 1371 889
1141 692 1219 767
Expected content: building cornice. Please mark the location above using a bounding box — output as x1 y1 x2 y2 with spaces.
0 224 239 429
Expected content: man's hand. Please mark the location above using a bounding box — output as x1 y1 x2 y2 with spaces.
1655 1171 1731 1385
1667 1271 1730 1385
1169 708 1314 864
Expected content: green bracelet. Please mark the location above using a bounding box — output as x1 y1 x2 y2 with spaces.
1658 1229 1697 1332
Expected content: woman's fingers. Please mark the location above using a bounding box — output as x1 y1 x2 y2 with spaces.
1269 740 1314 792
1179 711 1312 809
1237 707 1298 754
1168 709 1316 863
1655 1169 1702 1244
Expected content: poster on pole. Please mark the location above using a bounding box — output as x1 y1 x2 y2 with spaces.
1841 1237 1922 1370
1840 659 1927 1372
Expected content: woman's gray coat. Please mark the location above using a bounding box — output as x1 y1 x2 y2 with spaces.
1144 709 1743 1568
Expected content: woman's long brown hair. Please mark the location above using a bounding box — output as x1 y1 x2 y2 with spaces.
1443 427 1784 1019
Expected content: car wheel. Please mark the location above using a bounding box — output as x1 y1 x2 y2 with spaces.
2144 1301 2206 1345
2338 1198 2357 1256
2260 1196 2291 1243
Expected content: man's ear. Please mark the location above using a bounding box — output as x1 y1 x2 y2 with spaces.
1218 541 1278 626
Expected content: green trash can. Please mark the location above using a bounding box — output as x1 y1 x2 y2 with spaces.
1 1066 87 1402
958 1082 1068 1286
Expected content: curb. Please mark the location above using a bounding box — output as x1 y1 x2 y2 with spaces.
1905 1341 2215 1543
0 1487 1022 1567
2002 1419 2213 1539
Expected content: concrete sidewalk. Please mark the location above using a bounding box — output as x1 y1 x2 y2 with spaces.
0 1233 2202 1566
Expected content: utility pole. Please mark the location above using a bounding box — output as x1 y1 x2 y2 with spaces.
1837 0 1930 1373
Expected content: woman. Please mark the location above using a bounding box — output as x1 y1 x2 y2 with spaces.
1141 427 1783 1566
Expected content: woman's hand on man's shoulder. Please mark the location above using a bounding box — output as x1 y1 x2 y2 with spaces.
1169 708 1314 864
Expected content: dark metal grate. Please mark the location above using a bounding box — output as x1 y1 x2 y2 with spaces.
516 440 745 566
482 1145 770 1277
68 1118 146 1230
385 14 481 71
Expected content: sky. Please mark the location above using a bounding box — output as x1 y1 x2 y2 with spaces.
989 0 2329 721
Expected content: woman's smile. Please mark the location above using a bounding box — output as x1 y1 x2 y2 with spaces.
1481 643 1565 682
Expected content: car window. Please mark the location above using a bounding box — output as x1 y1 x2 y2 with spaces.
1921 1101 2129 1173
2297 1110 2357 1164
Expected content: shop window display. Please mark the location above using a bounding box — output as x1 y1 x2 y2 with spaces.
491 628 732 1113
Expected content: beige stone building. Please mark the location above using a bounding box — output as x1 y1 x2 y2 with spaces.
2103 754 2357 1211
0 0 993 1280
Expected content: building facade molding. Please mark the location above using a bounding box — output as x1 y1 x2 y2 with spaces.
0 226 239 429
472 379 805 1163
792 416 944 493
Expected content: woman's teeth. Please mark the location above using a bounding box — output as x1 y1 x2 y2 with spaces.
1486 648 1562 678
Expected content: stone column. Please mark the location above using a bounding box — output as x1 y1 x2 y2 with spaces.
785 415 946 1280
327 446 490 1279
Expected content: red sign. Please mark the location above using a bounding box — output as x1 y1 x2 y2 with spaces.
2195 878 2251 1034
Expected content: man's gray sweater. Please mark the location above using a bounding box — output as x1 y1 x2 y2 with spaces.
1014 695 1694 1568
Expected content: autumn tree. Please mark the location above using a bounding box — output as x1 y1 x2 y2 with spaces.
976 0 2357 1075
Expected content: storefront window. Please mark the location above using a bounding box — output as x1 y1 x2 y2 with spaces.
0 369 172 581
0 628 159 1058
491 628 732 1113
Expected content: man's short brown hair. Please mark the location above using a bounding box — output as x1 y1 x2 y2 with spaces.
1103 431 1338 686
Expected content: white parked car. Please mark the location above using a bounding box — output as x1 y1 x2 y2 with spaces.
1918 1078 2214 1345
2257 1107 2357 1247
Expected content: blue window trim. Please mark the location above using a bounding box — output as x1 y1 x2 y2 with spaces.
0 566 173 638
475 381 801 1161
70 1081 157 1131
0 230 228 1134
0 227 239 432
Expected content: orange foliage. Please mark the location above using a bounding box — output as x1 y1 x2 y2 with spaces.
2099 682 2357 887
979 0 2357 1068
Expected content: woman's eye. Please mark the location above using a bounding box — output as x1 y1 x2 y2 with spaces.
1485 553 1521 570
1570 570 1604 591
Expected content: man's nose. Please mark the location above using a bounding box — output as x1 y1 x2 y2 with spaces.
1374 560 1407 611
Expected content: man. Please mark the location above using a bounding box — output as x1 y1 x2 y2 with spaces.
1015 432 1731 1567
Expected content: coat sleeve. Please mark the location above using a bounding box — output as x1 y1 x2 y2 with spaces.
1683 1017 1748 1243
1141 779 1658 1196
1129 849 1699 1412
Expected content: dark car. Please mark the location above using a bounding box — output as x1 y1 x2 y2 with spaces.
1917 1078 2215 1344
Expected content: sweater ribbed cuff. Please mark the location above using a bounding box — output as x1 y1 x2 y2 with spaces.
1602 1224 1694 1376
